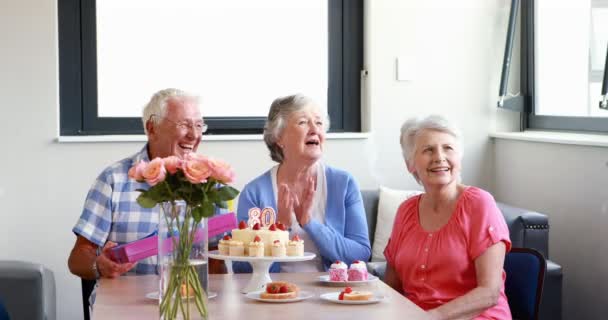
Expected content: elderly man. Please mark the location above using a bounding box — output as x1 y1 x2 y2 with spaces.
68 88 208 280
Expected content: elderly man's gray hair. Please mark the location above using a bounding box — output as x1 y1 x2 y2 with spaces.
142 88 200 135
399 114 463 167
263 94 330 163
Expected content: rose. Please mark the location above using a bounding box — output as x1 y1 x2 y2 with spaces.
207 158 236 184
128 160 146 182
142 157 166 186
164 156 182 174
182 156 212 184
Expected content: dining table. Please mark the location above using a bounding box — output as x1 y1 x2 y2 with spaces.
93 272 429 320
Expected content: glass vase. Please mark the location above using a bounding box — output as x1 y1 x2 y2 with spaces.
158 201 208 320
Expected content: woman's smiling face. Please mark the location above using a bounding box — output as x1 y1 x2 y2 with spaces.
409 129 462 188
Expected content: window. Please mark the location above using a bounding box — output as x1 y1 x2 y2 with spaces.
58 0 363 136
524 0 608 132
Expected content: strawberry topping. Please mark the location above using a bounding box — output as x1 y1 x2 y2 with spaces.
276 223 286 231
279 285 289 293
273 240 280 244
292 235 301 241
269 224 277 231
252 222 261 230
238 221 247 229
222 235 231 241
334 260 341 264
353 260 360 264
344 287 353 294
338 292 345 300
253 235 262 242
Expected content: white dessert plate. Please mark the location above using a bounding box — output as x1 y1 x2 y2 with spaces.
245 290 314 303
145 291 217 300
319 291 385 305
318 274 379 286
209 250 315 263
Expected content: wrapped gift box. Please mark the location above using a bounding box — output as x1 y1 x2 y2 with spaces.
110 212 237 263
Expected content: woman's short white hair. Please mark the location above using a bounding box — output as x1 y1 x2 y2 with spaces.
399 115 463 181
263 94 330 163
142 88 200 135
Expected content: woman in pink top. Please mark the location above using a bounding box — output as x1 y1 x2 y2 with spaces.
384 115 512 320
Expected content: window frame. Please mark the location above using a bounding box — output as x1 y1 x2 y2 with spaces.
58 0 363 136
522 0 608 133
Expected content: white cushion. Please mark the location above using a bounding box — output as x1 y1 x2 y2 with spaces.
371 186 422 262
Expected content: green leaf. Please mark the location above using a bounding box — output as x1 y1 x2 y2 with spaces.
216 186 239 201
192 206 204 222
214 200 228 209
137 194 158 208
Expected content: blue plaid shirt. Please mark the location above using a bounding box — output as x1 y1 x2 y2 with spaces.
74 145 230 275
73 145 160 274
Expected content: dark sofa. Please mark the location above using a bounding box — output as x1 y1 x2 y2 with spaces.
360 190 562 320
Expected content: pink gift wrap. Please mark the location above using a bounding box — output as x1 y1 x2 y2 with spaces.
110 212 237 263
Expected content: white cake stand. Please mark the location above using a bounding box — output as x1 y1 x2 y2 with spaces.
208 250 316 293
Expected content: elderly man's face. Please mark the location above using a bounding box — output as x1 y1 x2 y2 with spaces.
409 129 461 188
148 97 202 159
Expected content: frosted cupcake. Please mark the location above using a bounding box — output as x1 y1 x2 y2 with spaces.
248 235 264 257
218 235 232 256
271 240 286 257
229 240 244 256
286 235 304 256
347 260 368 281
329 260 348 281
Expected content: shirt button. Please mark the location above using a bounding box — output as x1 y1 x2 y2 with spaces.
428 233 433 237
424 247 429 252
421 264 426 269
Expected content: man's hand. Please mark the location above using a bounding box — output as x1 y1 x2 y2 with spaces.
96 241 137 278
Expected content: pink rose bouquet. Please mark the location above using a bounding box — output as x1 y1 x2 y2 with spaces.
129 153 239 320
129 153 239 220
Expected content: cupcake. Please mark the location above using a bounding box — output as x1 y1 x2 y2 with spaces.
347 260 368 281
229 240 244 256
286 235 304 256
271 240 286 257
218 235 232 256
248 235 264 257
329 260 348 281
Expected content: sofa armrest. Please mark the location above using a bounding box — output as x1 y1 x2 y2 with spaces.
497 202 550 259
367 261 387 280
0 260 56 320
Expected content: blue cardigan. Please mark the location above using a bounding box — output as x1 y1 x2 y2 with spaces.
233 165 371 272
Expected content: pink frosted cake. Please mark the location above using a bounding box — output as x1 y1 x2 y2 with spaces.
329 260 348 281
347 260 368 281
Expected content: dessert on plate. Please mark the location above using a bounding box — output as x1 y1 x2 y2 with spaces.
228 240 244 256
271 239 286 257
338 287 372 301
248 235 264 257
329 260 348 281
286 235 304 256
347 260 368 281
231 220 289 256
260 281 299 299
218 235 232 256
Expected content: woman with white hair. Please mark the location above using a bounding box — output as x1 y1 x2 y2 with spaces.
234 94 371 273
384 115 512 319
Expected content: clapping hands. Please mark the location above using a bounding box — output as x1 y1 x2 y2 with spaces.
278 173 316 227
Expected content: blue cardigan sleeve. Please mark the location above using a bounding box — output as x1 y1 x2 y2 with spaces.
302 172 371 267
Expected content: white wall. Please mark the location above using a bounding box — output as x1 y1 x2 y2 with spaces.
0 0 519 319
494 139 608 319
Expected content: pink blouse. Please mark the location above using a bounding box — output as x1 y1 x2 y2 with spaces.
384 187 512 319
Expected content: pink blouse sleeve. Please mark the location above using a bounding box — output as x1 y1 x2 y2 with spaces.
462 188 512 260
